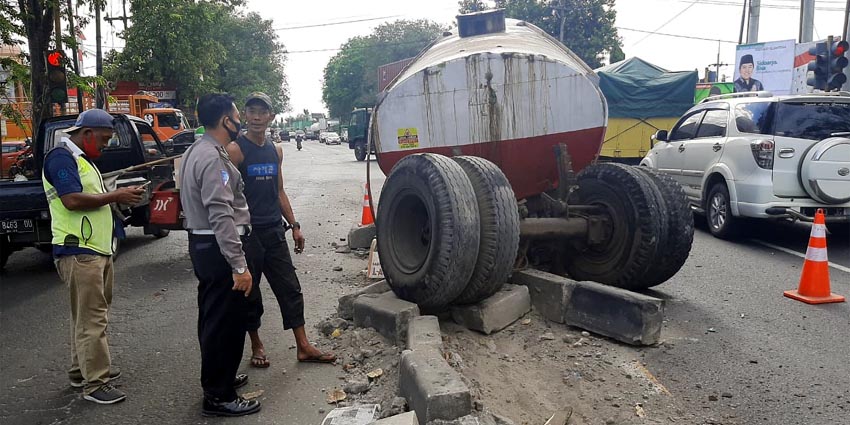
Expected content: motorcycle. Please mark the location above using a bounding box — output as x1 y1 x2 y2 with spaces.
296 140 302 151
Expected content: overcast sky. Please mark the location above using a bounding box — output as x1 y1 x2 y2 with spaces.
82 0 847 117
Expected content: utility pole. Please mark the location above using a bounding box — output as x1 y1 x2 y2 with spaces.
105 0 130 32
67 0 83 113
95 0 104 109
799 0 815 43
747 0 760 43
738 0 749 44
709 41 727 82
54 3 65 114
844 0 850 91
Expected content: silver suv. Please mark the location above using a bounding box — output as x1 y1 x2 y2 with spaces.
641 91 850 239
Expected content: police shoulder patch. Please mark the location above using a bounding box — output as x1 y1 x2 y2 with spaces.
221 169 230 186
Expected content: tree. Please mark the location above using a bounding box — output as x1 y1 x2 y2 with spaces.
322 19 445 119
458 0 624 68
107 0 288 112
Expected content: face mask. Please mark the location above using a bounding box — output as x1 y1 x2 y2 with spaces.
224 117 242 141
82 133 102 159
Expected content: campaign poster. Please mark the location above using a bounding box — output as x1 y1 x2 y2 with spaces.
733 40 795 94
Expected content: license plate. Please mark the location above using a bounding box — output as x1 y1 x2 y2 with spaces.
0 219 34 234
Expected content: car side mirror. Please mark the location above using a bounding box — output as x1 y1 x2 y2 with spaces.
653 130 669 143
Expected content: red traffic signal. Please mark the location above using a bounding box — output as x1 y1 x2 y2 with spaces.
47 50 64 67
45 50 68 104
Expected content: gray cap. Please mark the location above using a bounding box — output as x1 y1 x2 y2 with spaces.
245 92 273 109
66 108 115 133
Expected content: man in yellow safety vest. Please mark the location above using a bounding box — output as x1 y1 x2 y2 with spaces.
42 109 144 404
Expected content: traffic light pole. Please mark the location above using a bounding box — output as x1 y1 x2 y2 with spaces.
54 3 65 115
67 0 84 113
95 1 104 109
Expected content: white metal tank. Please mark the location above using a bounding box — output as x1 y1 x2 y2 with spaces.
373 12 608 199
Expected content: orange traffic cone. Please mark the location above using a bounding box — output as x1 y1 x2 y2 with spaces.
360 183 374 226
783 209 845 304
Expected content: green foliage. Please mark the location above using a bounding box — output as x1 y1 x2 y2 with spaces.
457 0 624 69
108 0 287 112
322 19 445 119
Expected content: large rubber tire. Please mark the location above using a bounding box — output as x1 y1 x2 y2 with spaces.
564 163 664 290
451 156 520 305
354 142 367 161
377 153 480 309
706 182 742 239
826 222 849 238
635 167 694 287
0 240 10 270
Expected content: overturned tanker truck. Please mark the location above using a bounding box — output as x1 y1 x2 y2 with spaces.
371 10 694 309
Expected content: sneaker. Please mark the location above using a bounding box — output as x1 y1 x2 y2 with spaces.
70 369 122 388
83 384 127 404
233 373 248 389
202 396 261 417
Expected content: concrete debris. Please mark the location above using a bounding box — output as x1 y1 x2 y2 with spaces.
343 380 370 395
380 396 409 419
373 411 419 425
539 332 555 341
348 224 376 249
318 317 352 336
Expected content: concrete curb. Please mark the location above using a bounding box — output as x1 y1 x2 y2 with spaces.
338 280 391 320
354 291 420 348
450 284 531 335
511 269 664 346
399 349 473 425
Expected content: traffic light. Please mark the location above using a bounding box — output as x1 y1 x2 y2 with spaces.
807 41 829 91
827 39 849 91
46 50 68 104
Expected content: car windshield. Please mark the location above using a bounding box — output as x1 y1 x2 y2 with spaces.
327 132 339 137
157 113 182 129
773 101 850 141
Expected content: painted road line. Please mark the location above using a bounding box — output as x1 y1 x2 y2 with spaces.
751 239 850 274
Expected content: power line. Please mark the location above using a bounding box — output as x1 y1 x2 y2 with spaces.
618 27 739 43
273 15 405 31
631 0 700 47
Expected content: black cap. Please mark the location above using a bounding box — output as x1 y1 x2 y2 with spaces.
245 92 273 109
740 54 754 66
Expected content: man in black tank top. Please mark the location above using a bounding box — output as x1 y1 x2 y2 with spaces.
226 92 336 368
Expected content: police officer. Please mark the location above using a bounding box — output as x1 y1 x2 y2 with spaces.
43 109 143 404
179 93 259 417
225 92 336 369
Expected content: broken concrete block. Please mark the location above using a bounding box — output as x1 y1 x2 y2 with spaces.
450 285 531 335
348 224 376 249
564 281 664 346
354 291 420 347
400 349 472 425
408 315 443 352
338 280 391 320
373 411 419 425
510 269 573 323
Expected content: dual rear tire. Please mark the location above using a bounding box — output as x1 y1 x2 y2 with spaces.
376 154 520 309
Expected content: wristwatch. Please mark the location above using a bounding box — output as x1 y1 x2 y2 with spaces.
233 267 247 275
288 221 301 231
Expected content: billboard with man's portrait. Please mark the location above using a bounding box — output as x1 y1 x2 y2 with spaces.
734 40 795 94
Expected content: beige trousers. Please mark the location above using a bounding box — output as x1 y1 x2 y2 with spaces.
55 254 114 394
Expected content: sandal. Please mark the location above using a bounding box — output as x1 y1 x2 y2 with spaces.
250 355 270 368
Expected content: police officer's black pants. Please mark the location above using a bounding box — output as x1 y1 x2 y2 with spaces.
244 224 306 332
189 234 249 402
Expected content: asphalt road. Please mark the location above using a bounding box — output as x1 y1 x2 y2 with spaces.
1 139 848 424
0 139 384 425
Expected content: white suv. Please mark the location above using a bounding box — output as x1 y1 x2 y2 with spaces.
640 91 850 239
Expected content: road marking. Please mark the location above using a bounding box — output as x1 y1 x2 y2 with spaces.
750 239 850 274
